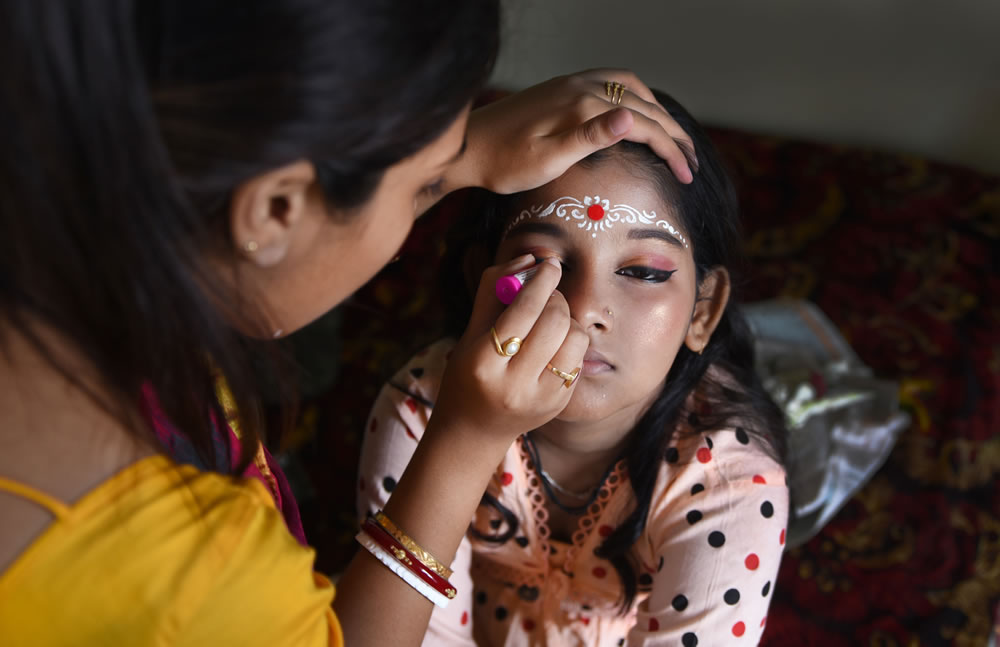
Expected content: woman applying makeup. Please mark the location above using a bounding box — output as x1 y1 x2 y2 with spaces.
0 2 696 645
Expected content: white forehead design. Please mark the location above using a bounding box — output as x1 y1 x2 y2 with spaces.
505 195 688 247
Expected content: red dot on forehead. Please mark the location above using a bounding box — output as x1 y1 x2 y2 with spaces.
587 204 604 221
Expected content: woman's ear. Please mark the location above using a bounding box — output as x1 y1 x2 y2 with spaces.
685 267 731 354
229 160 317 267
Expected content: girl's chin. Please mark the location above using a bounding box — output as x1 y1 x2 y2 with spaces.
552 396 620 425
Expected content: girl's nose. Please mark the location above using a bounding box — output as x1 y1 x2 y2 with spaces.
561 274 613 333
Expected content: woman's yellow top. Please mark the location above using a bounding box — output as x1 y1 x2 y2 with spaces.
0 455 343 646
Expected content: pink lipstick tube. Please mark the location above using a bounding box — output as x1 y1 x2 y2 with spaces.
495 266 540 305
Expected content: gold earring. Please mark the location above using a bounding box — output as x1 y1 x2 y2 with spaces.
244 240 259 252
606 308 613 317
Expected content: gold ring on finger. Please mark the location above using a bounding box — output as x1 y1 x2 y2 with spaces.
613 83 626 105
546 363 581 388
491 326 523 357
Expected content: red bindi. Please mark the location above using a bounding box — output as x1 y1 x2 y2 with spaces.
587 204 604 221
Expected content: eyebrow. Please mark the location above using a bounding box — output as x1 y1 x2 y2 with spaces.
627 227 687 249
505 221 566 239
507 221 686 249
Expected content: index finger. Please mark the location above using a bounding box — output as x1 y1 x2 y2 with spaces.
464 256 562 340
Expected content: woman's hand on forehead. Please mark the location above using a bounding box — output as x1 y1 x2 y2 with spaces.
447 68 696 196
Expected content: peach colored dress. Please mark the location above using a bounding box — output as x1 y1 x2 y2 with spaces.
359 340 788 646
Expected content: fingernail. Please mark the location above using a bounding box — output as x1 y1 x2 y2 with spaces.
544 257 562 269
511 253 535 268
609 109 631 136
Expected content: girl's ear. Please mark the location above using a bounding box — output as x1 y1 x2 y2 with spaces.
462 244 490 298
685 267 731 354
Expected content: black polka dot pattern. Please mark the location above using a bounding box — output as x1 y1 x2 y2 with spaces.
476 591 487 605
657 556 664 572
515 536 529 547
762 581 771 597
735 427 749 444
724 588 740 605
638 573 653 587
761 501 774 518
708 531 726 547
495 606 508 621
382 476 396 492
686 510 703 525
409 367 425 378
665 447 679 463
682 632 698 646
672 594 688 611
706 436 714 450
691 483 705 495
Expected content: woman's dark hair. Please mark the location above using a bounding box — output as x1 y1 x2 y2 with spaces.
438 90 788 611
0 1 499 470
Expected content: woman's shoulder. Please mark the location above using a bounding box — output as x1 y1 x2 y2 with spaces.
0 455 336 645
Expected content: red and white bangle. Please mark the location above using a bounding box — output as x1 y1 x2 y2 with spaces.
356 517 457 609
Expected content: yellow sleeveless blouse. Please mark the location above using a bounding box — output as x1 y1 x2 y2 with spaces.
0 455 343 646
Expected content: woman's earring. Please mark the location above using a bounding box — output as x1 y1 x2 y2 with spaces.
606 308 613 317
244 240 259 252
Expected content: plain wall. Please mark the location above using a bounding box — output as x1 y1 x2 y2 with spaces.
493 0 1000 174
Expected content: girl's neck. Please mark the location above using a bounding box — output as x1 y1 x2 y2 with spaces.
530 387 660 500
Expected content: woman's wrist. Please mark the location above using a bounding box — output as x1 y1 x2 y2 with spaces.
381 415 513 564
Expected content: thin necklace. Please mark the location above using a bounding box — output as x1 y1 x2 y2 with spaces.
523 432 612 515
537 466 595 499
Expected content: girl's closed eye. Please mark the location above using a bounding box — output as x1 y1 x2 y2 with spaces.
617 265 677 283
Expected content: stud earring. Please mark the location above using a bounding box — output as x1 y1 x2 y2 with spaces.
273 329 283 339
606 308 613 317
244 240 259 252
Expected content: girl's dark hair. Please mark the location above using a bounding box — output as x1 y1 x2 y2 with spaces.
439 90 788 611
0 1 499 470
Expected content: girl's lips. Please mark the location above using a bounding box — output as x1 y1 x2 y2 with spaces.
582 360 612 376
582 351 613 376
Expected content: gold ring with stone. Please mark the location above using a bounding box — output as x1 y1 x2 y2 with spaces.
491 326 523 357
546 363 581 388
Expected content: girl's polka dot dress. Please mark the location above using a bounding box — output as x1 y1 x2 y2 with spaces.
359 340 789 646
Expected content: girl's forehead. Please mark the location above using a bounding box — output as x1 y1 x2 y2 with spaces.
505 171 687 248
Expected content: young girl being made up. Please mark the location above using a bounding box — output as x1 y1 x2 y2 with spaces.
358 91 790 646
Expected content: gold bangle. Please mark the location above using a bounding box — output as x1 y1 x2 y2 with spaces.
374 511 453 579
